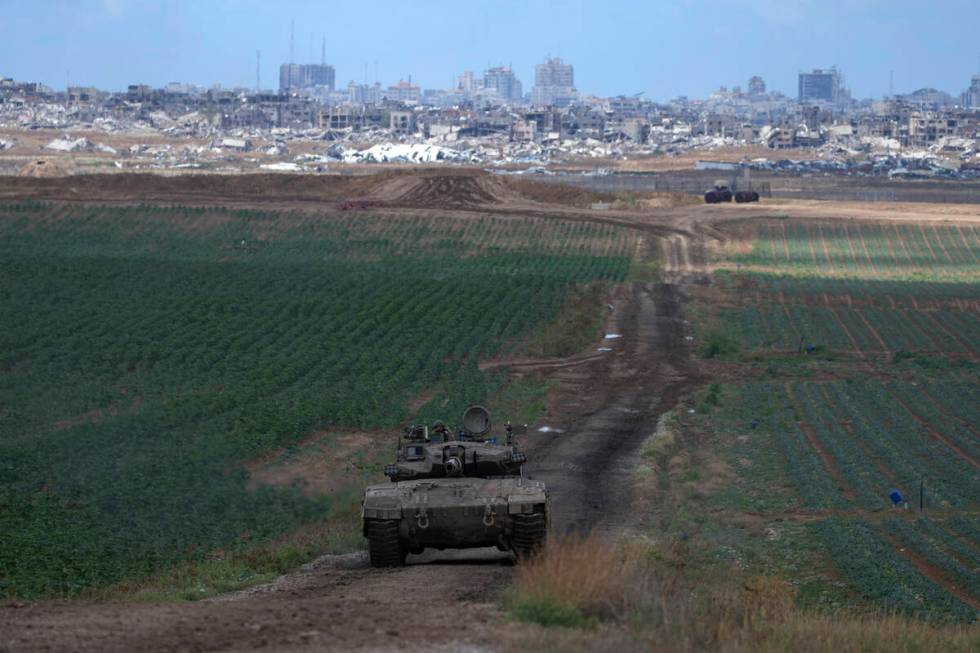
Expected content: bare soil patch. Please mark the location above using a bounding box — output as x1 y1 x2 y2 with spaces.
245 430 388 497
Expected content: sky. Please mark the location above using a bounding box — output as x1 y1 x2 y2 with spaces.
2 0 979 100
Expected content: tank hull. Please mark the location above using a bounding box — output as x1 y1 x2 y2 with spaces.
362 477 548 552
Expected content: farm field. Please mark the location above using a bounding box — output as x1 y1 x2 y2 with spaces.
695 216 980 621
0 201 635 598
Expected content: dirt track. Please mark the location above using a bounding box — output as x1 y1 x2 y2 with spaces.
1 171 977 652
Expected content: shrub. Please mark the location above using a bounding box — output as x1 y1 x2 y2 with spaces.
700 332 740 359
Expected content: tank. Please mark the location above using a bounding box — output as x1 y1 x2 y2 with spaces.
704 184 733 203
361 405 549 567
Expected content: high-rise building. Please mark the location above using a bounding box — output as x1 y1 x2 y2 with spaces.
747 75 766 97
798 68 841 102
279 64 302 91
531 57 576 107
279 63 336 92
483 67 523 104
385 80 421 103
963 75 980 108
348 81 382 105
303 64 336 90
457 70 479 93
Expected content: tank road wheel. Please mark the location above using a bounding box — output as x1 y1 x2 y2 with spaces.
511 513 546 560
365 519 406 567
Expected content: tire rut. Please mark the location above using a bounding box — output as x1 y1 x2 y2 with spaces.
525 281 692 535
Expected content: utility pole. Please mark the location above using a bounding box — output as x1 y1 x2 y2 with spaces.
321 36 326 66
256 50 261 92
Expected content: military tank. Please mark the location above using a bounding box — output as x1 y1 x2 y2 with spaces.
361 406 549 567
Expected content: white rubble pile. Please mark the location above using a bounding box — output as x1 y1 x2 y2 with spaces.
338 142 474 164
259 162 302 172
44 137 116 153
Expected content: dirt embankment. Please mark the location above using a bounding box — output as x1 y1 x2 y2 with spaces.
0 168 688 215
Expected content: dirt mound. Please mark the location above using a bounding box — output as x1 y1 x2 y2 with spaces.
16 159 70 178
373 173 516 209
0 168 687 216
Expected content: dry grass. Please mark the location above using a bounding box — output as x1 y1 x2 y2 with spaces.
513 535 645 623
507 534 980 652
610 192 701 210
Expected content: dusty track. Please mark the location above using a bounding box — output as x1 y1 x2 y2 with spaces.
2 171 975 652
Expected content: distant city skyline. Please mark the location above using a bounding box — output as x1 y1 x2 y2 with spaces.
3 0 979 100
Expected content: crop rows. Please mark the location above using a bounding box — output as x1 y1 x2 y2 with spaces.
884 517 980 601
733 220 980 280
0 203 634 597
0 202 634 262
733 380 979 618
714 217 980 619
811 518 976 621
722 296 978 354
789 381 978 509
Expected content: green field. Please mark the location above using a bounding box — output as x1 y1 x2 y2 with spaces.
0 202 633 598
697 217 980 621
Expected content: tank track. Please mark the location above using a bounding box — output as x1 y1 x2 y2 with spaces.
365 519 407 567
511 513 546 559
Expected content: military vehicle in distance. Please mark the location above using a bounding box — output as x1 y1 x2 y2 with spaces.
734 190 760 203
361 406 548 567
704 182 734 203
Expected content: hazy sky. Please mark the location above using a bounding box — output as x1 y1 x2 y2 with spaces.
3 0 979 100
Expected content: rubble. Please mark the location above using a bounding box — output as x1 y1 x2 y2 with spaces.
1 79 977 180
44 137 116 154
259 162 303 172
334 142 474 164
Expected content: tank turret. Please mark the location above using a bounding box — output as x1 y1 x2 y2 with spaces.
383 406 528 482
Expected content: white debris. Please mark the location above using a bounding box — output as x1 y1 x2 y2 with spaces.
338 142 471 164
537 426 564 433
42 137 115 154
44 137 91 152
0 138 16 150
604 333 623 339
259 162 302 172
264 142 288 156
597 347 613 352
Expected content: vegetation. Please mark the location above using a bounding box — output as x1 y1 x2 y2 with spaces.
507 535 980 652
683 216 980 622
0 202 633 598
699 332 741 359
